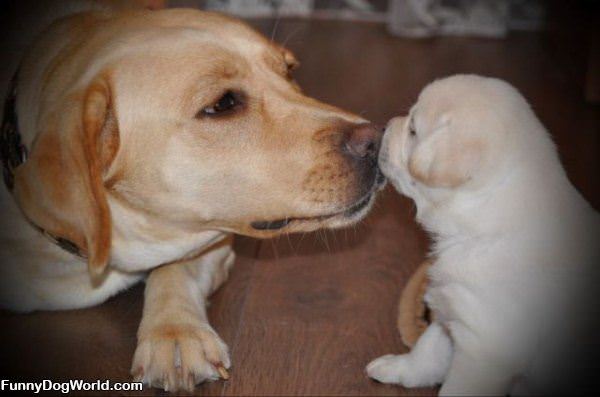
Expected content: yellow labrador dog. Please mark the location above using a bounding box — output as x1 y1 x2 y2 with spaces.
0 2 384 391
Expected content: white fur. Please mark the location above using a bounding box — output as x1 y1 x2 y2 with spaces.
368 75 599 395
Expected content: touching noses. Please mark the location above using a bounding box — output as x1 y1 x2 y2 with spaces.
344 123 383 160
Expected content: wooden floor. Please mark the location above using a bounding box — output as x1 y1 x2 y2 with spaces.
1 18 598 396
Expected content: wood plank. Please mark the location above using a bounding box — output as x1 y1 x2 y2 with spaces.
222 190 434 395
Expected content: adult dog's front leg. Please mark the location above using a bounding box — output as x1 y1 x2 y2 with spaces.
131 235 235 392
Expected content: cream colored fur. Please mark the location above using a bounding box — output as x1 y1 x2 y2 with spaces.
368 75 599 395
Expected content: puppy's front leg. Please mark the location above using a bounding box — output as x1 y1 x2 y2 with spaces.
367 322 453 387
131 236 235 392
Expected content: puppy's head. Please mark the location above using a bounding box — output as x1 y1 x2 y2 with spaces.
379 74 536 203
13 9 385 275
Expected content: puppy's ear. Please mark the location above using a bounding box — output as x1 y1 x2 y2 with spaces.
408 118 482 188
14 73 119 278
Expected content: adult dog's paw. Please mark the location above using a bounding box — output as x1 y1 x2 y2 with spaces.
366 354 419 386
131 323 230 392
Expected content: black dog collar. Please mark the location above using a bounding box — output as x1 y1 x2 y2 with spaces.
1 72 27 191
1 71 84 258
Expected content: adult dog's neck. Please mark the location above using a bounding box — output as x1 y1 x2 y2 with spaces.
106 193 229 272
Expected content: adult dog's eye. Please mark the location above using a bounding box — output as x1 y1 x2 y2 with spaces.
200 91 241 117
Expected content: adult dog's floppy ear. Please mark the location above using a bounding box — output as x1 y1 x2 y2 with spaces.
408 117 482 188
13 74 118 278
282 48 299 72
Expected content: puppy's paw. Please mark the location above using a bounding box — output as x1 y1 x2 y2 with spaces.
131 323 230 392
366 354 421 387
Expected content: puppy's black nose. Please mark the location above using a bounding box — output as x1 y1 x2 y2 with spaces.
344 123 382 159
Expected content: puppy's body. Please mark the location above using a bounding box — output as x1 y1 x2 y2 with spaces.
0 2 383 391
368 75 599 395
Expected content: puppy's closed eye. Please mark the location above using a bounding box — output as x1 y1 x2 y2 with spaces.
408 119 416 137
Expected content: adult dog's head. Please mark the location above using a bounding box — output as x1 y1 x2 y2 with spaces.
12 9 384 275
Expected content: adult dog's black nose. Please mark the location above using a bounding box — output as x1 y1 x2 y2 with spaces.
344 123 382 160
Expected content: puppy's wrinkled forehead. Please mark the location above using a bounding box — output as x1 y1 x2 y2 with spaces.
414 79 470 126
414 74 522 130
410 95 450 134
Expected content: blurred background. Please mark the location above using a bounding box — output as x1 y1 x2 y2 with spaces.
171 0 600 201
0 1 598 395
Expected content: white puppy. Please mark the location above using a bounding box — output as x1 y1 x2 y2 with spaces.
367 75 599 395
